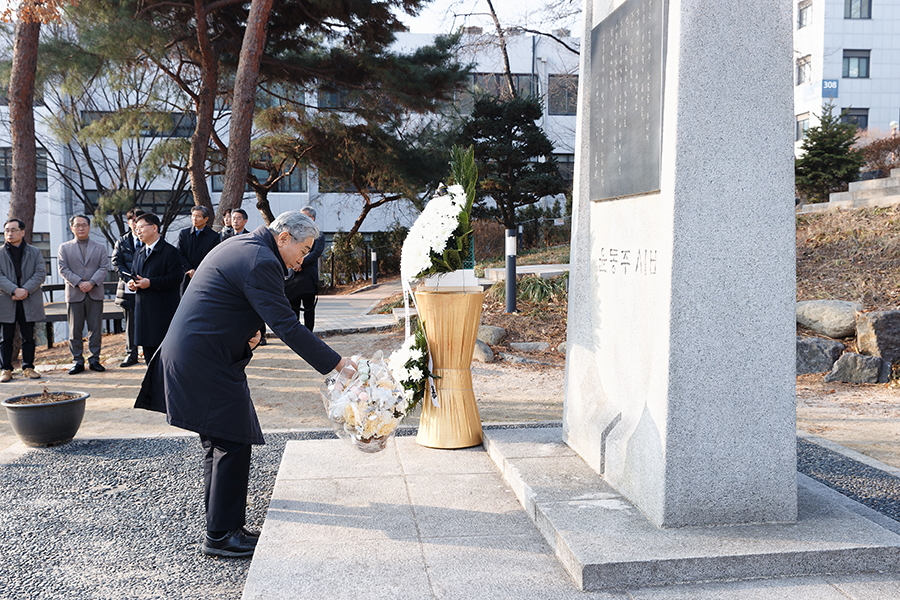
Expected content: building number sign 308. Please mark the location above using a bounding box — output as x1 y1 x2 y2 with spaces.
598 248 658 275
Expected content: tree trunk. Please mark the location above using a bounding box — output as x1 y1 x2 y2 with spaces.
253 188 276 224
216 0 274 225
188 0 217 216
485 0 516 99
8 19 40 242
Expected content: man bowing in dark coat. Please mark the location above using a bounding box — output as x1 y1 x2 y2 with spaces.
129 213 184 364
135 210 352 559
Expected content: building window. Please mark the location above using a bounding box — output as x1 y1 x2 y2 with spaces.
471 73 539 98
30 231 51 272
798 0 812 28
141 112 195 138
796 114 810 141
842 50 870 78
841 107 869 130
456 73 540 113
318 89 357 109
844 0 871 19
212 165 306 193
548 75 578 116
280 167 307 192
0 148 47 192
85 189 193 217
555 154 574 191
796 55 812 85
36 149 48 192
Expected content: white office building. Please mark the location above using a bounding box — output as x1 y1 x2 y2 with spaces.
794 0 900 153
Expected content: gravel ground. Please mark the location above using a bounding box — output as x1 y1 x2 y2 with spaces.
797 437 900 520
2 430 898 600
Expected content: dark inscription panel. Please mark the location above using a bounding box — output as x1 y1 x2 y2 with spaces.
590 0 666 201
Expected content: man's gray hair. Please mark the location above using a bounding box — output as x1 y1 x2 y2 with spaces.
300 206 316 221
269 211 319 243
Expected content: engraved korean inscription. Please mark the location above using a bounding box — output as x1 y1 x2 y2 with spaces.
590 0 666 201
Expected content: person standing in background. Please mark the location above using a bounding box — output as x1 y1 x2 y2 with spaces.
220 209 234 239
129 213 184 364
0 219 46 382
112 208 145 367
58 215 109 374
221 209 248 242
176 206 219 295
283 206 325 331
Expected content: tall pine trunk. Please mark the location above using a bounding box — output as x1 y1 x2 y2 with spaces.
188 0 217 217
8 19 40 242
216 0 274 226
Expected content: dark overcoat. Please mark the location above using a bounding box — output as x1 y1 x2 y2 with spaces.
111 231 139 310
132 239 183 349
134 225 341 445
176 226 219 294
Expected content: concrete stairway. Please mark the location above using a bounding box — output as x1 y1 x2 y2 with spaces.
800 168 900 214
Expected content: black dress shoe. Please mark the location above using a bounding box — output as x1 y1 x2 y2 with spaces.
241 527 260 545
119 357 139 368
89 363 106 372
257 337 267 346
68 364 85 375
202 529 256 558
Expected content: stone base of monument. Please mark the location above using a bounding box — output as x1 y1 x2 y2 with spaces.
483 427 900 591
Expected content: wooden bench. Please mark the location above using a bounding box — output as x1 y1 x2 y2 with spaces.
42 282 124 349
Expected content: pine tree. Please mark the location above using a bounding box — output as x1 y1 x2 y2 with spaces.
795 103 865 203
461 94 565 229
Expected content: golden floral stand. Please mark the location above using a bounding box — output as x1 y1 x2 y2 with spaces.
414 290 484 448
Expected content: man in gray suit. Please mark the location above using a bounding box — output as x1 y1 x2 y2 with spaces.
0 219 46 382
58 214 110 374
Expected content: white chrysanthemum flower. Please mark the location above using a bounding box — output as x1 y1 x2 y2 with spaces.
400 188 467 284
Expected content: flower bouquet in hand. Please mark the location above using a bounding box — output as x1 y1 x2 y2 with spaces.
322 351 408 453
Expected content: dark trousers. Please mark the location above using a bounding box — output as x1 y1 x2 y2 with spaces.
0 302 35 371
200 435 252 533
142 346 158 365
293 295 317 331
123 300 137 360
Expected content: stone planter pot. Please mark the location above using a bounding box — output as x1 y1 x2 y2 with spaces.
2 391 89 447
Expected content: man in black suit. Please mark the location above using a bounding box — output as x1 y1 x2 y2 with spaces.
112 208 145 367
136 211 352 558
176 206 219 295
129 213 183 363
283 206 325 331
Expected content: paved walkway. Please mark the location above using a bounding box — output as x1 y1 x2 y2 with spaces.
315 280 401 335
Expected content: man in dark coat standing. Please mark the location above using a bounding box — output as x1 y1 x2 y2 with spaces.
112 208 144 367
283 206 325 331
135 211 351 558
175 205 219 295
129 213 183 364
